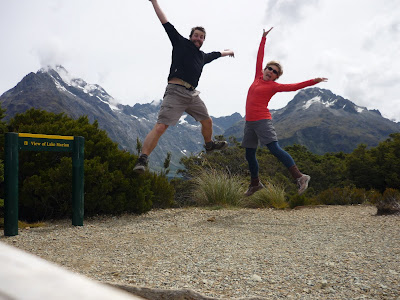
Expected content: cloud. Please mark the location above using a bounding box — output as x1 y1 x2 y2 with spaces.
343 2 400 119
32 38 70 69
265 0 320 25
261 0 400 121
1 0 399 122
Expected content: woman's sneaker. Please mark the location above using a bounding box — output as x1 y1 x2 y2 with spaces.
297 175 311 195
205 140 228 154
133 156 148 174
244 181 265 197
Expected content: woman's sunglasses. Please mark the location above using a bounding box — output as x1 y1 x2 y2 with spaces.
266 66 279 75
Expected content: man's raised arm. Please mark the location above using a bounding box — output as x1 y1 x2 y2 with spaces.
149 0 168 24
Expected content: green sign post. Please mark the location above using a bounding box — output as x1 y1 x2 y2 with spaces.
4 133 84 236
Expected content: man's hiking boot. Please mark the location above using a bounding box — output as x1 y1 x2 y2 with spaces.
297 174 311 195
205 140 228 154
244 181 265 197
133 156 148 174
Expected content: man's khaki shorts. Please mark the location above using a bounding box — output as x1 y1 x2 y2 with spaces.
157 84 210 126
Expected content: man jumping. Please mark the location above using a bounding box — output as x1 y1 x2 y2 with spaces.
133 0 235 173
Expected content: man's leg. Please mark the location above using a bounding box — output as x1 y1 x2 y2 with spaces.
133 123 169 173
200 117 213 143
200 117 228 153
142 123 169 155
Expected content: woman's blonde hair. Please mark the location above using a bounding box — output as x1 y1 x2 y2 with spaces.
265 60 283 78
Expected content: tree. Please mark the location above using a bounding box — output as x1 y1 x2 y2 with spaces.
346 133 400 192
136 137 142 156
3 108 175 221
163 152 172 175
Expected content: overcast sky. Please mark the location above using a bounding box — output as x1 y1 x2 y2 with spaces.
1 0 399 121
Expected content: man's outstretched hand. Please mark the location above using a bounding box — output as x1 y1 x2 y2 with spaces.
221 49 235 57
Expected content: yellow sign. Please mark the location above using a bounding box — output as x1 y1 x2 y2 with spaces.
18 133 74 152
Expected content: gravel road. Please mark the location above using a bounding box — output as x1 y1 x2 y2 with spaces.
2 205 399 299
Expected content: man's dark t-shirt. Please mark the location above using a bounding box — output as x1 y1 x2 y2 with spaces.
163 22 221 88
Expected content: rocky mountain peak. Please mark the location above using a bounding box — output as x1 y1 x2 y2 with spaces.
38 65 119 111
285 87 379 116
0 66 244 173
1 68 399 172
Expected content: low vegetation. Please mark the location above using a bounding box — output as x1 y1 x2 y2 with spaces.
0 107 399 224
0 108 174 222
175 134 400 214
376 188 400 215
191 168 244 207
240 181 287 209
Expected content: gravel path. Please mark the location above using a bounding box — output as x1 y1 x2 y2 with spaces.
1 205 399 299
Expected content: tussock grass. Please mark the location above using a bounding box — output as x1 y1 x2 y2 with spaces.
0 218 46 229
192 168 245 207
191 169 288 209
18 220 46 228
241 182 288 209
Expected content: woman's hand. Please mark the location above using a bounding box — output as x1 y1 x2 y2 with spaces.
314 77 328 83
263 27 273 37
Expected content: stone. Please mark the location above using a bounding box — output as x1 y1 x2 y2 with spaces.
250 274 262 282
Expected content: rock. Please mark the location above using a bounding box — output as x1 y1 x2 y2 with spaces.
250 274 262 282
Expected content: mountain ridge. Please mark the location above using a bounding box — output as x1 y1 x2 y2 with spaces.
0 66 241 172
1 66 399 171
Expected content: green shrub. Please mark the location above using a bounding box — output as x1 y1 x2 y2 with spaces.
148 172 175 208
20 157 73 220
191 168 244 207
170 178 195 207
287 193 319 208
313 187 367 206
2 109 175 221
376 188 400 215
364 189 383 204
241 182 288 209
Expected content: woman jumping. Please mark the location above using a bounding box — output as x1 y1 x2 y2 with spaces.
242 27 327 196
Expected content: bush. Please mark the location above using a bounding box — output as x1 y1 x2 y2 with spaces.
148 172 175 208
2 109 175 221
364 189 383 205
312 187 367 206
376 188 400 215
170 178 196 207
20 157 73 220
191 168 244 207
287 193 320 208
241 182 288 209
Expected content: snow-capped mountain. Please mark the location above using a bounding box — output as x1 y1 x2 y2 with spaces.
225 88 400 154
1 66 399 169
0 66 241 172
